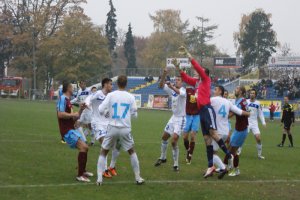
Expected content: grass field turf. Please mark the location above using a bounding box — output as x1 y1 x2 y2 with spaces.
0 99 299 200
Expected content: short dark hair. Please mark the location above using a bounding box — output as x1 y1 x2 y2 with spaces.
79 80 86 84
216 85 225 97
240 86 246 96
91 86 97 90
117 75 127 88
224 89 228 94
250 88 257 97
62 81 71 93
102 78 112 87
204 68 210 76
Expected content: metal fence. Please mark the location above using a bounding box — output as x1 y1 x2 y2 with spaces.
86 68 175 86
0 89 55 101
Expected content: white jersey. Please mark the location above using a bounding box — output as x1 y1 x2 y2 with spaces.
247 99 266 126
211 96 243 136
71 88 91 104
98 90 137 128
88 90 110 126
164 84 186 117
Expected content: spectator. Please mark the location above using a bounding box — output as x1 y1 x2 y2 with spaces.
269 102 276 121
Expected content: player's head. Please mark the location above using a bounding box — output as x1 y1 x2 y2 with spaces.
284 96 289 104
175 76 183 88
79 80 86 90
250 89 257 100
62 81 73 95
214 85 225 97
117 75 127 90
91 86 97 93
235 86 246 98
223 90 229 99
102 78 113 92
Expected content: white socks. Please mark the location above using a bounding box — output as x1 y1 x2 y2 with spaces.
160 141 168 160
97 155 106 182
105 155 108 170
213 154 226 170
110 148 120 168
257 143 262 156
172 145 179 167
130 153 141 181
237 147 242 155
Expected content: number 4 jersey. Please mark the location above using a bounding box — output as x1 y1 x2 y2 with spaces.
98 90 137 129
211 96 243 136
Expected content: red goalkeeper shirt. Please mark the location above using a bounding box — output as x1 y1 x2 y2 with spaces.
180 59 211 110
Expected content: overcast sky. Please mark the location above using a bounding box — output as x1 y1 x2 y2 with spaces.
83 0 299 56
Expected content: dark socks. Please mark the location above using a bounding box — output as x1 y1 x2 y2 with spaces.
233 154 239 168
184 139 189 151
281 134 286 145
217 139 230 157
78 152 87 176
223 155 228 165
189 142 195 155
206 145 214 167
288 134 293 146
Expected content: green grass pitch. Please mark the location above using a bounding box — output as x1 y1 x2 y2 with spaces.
0 99 299 200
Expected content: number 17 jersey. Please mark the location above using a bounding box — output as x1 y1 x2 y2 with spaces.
211 96 243 136
98 90 137 129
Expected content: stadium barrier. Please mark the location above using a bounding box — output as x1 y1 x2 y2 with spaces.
137 94 299 121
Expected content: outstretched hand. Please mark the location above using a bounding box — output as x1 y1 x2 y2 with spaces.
178 46 192 58
171 58 180 70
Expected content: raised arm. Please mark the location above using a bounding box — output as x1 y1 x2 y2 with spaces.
178 46 209 81
180 71 197 87
190 59 209 81
172 57 197 87
159 69 168 89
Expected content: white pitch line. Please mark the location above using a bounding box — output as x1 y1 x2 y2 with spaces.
1 179 300 189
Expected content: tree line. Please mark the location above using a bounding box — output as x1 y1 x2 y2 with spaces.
0 0 279 89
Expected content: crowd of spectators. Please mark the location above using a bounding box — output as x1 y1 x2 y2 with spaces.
249 77 300 100
248 79 273 99
144 75 154 82
274 77 300 99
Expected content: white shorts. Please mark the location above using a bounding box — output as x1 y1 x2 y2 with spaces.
164 115 186 136
248 124 260 135
92 123 108 141
212 134 228 151
79 109 92 124
102 125 134 151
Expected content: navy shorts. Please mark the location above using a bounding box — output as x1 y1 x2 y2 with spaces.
199 105 217 135
283 121 292 130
